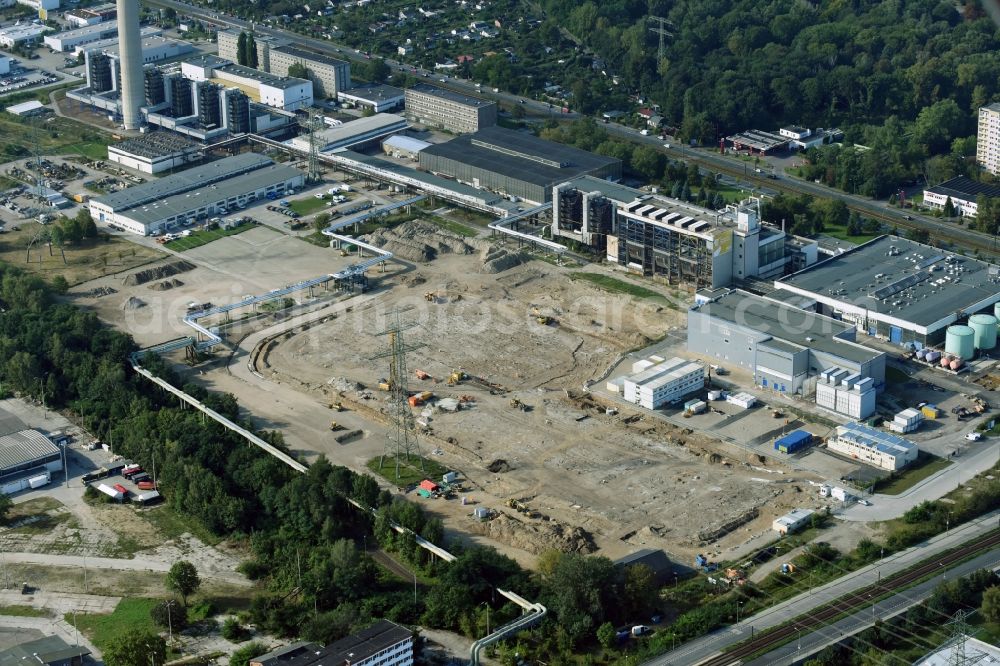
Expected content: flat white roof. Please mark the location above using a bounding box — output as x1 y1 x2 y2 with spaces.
640 361 703 392
774 508 814 526
383 134 430 153
6 100 45 115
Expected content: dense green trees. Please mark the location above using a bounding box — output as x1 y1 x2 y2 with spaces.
103 630 166 666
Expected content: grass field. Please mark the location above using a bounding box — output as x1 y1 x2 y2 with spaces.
0 222 164 285
568 272 666 301
873 452 952 495
428 216 478 237
162 223 261 251
69 598 160 650
0 605 49 617
0 114 109 162
821 221 881 245
288 197 330 216
367 456 449 488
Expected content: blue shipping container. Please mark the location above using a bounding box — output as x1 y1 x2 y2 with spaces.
774 430 812 453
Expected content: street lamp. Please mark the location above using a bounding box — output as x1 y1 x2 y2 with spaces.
481 602 490 635
736 601 742 624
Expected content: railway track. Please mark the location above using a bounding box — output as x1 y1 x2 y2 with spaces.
695 529 1000 666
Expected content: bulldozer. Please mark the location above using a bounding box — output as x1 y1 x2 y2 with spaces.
536 315 555 325
330 421 344 431
424 291 436 302
330 402 344 412
377 378 392 391
447 370 466 385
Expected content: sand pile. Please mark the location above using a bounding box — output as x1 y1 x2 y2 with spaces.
148 278 184 291
468 512 596 555
121 296 146 310
87 286 117 298
479 246 526 273
123 260 195 286
359 220 484 263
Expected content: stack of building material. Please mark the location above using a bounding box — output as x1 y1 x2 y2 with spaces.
888 407 922 433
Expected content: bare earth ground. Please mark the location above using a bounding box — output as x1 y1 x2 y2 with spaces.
257 222 819 564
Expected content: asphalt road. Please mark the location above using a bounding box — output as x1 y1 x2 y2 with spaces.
744 546 1000 666
643 508 1000 666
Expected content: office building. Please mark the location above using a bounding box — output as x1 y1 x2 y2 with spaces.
922 175 1000 218
621 357 704 410
772 509 814 535
89 153 304 235
419 126 621 203
687 289 886 400
977 102 1000 175
830 423 918 471
774 235 1000 347
64 4 116 27
338 83 405 112
249 621 413 666
269 45 350 98
404 83 496 134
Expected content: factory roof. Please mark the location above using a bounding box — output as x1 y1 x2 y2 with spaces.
693 289 882 364
249 642 316 666
915 636 1000 666
93 153 273 211
0 24 51 40
100 35 193 59
0 635 90 666
5 100 46 116
0 429 60 474
776 235 1000 330
924 175 1000 202
726 129 789 152
50 20 118 39
122 162 303 227
218 61 307 90
293 113 407 152
836 422 917 457
339 83 405 103
420 126 621 187
272 44 349 68
319 620 412 665
109 133 201 159
335 150 503 205
382 134 431 153
557 175 642 203
407 82 494 108
78 26 161 54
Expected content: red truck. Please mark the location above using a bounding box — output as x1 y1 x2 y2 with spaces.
113 483 129 495
137 481 156 491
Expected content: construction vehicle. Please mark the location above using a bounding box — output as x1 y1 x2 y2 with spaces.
415 369 431 380
330 421 344 431
377 378 392 391
330 402 344 412
447 370 466 385
536 315 555 325
772 409 783 418
424 292 436 302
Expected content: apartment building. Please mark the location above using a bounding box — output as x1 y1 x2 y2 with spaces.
978 103 1000 175
404 83 496 133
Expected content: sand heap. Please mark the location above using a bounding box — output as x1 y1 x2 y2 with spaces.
148 278 184 291
121 296 146 310
359 220 484 263
123 260 195 286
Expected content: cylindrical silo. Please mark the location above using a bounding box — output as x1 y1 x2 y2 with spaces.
945 325 976 360
994 302 1000 320
969 314 998 350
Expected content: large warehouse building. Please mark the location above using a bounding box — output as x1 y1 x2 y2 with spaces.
89 153 304 235
418 126 621 203
774 235 1000 347
0 408 63 496
687 289 886 400
404 83 497 134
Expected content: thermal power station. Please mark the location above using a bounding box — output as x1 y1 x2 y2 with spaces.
115 0 143 129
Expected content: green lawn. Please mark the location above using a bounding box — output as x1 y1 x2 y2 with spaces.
68 598 160 651
872 452 952 495
0 605 49 617
820 221 881 245
429 216 478 237
163 223 260 251
288 197 331 216
367 456 448 488
568 272 667 301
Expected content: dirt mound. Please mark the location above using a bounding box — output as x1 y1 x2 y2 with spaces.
148 278 184 291
360 220 484 263
87 286 117 298
123 260 195 286
328 376 362 392
469 512 596 555
479 246 526 274
121 296 146 310
487 459 511 473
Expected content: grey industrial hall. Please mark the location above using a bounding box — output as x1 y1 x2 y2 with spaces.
687 289 886 396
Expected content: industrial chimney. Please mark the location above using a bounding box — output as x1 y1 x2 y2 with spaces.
116 0 144 130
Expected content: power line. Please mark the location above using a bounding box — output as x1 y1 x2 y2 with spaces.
647 15 674 61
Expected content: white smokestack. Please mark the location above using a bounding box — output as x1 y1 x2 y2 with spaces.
116 0 143 130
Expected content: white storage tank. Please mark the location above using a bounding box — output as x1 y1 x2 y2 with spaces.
994 302 1000 321
969 314 998 350
945 325 976 360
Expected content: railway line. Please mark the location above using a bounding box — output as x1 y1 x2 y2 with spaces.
695 528 1000 666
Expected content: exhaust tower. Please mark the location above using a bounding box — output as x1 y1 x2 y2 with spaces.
115 0 144 129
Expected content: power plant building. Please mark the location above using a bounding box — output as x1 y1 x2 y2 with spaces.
107 133 202 174
89 153 305 235
404 83 497 134
687 289 886 399
774 235 1000 347
418 126 622 203
180 56 313 111
285 113 408 154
